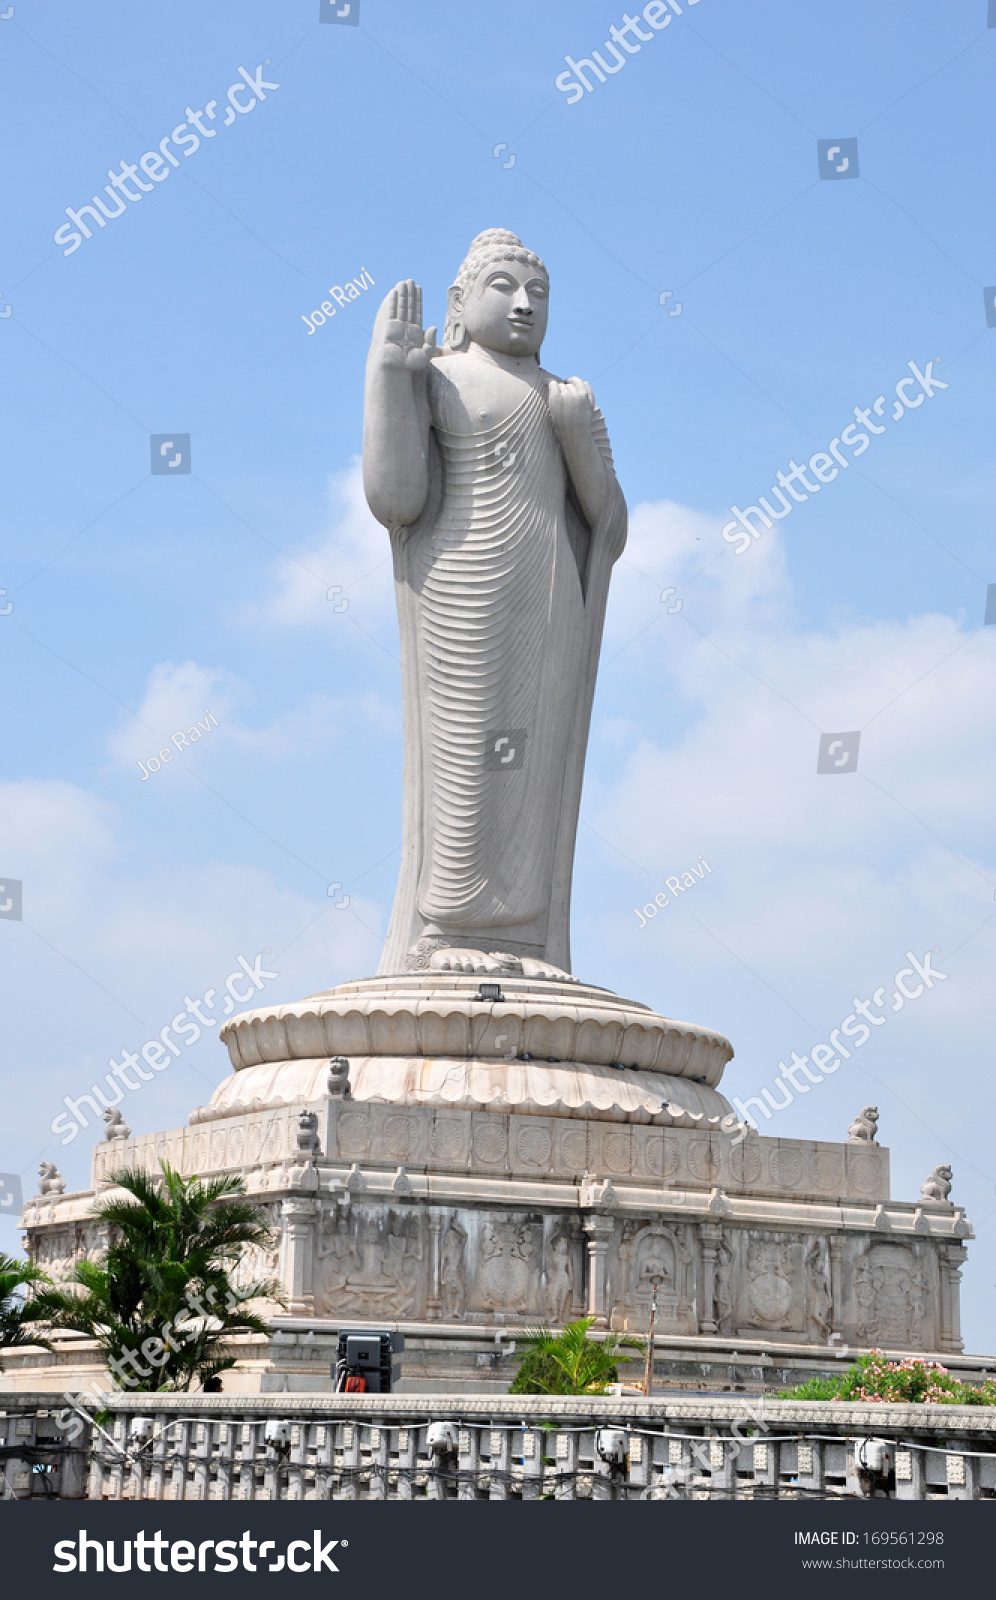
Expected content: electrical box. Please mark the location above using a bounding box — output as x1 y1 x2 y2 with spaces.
333 1328 404 1393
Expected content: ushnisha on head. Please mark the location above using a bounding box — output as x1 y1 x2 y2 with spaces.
444 228 550 359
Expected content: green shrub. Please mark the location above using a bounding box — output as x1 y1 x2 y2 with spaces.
779 1351 996 1406
509 1317 644 1396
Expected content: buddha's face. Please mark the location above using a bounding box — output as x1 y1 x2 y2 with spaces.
460 257 549 357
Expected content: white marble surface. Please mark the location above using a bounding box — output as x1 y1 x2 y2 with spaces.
362 231 626 975
218 973 734 1089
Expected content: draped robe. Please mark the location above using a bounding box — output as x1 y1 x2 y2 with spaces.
379 364 626 975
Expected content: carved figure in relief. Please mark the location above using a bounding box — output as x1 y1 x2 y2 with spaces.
440 1219 468 1320
615 1221 692 1330
37 1161 66 1196
102 1106 131 1140
853 1253 877 1341
804 1237 832 1340
848 1106 879 1143
715 1237 736 1334
363 229 627 977
920 1165 953 1202
545 1233 575 1325
314 1213 354 1309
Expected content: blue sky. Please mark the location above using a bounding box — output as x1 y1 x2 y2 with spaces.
2 0 995 1348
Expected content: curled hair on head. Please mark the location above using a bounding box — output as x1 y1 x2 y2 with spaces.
443 228 548 353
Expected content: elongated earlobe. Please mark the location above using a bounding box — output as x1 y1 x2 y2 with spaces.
445 285 469 352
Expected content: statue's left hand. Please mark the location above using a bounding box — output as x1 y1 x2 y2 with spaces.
548 376 596 451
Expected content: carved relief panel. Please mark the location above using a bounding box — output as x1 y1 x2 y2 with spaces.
738 1230 805 1336
611 1219 695 1333
314 1205 424 1320
852 1242 929 1348
472 1217 542 1315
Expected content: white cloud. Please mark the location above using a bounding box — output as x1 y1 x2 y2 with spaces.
106 659 397 774
599 499 996 876
240 459 397 635
106 660 239 771
0 777 384 1216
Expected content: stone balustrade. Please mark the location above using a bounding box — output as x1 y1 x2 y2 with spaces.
4 1391 996 1501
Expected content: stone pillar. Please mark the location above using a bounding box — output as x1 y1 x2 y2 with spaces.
939 1244 967 1353
568 1218 585 1316
280 1197 317 1314
699 1223 722 1335
583 1217 614 1326
829 1234 846 1337
426 1214 443 1319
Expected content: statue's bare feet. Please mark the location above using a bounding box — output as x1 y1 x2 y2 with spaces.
428 948 522 976
520 957 579 983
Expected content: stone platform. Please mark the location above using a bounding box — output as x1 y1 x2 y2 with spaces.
15 972 974 1393
206 971 735 1124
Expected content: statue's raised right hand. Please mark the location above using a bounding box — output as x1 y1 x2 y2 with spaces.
371 279 438 373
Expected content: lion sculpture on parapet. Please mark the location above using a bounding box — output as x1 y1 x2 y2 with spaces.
920 1165 953 1203
847 1106 879 1144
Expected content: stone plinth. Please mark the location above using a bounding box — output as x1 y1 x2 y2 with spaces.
16 972 975 1391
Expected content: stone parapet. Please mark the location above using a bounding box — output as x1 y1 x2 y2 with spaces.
6 1390 996 1501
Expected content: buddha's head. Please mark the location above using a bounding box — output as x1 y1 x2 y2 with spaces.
444 228 549 359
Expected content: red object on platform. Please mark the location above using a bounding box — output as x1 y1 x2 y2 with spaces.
344 1374 367 1393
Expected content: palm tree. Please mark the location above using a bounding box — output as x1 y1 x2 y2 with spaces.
0 1253 54 1366
38 1162 281 1392
509 1316 645 1396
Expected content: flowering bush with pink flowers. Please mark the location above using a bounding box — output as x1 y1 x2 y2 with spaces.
781 1351 996 1405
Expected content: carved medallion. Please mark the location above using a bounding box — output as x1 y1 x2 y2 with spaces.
337 1112 371 1158
811 1150 844 1192
849 1153 881 1196
688 1141 719 1182
643 1138 665 1178
228 1126 245 1168
604 1134 632 1174
384 1114 419 1163
431 1120 464 1162
728 1142 762 1187
516 1125 553 1166
474 1123 508 1164
559 1127 587 1171
769 1148 803 1189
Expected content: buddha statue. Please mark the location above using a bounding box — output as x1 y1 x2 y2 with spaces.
363 229 627 978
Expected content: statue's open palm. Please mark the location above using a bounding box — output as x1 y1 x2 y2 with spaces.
372 279 438 372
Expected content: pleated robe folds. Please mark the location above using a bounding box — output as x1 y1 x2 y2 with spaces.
379 371 626 975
